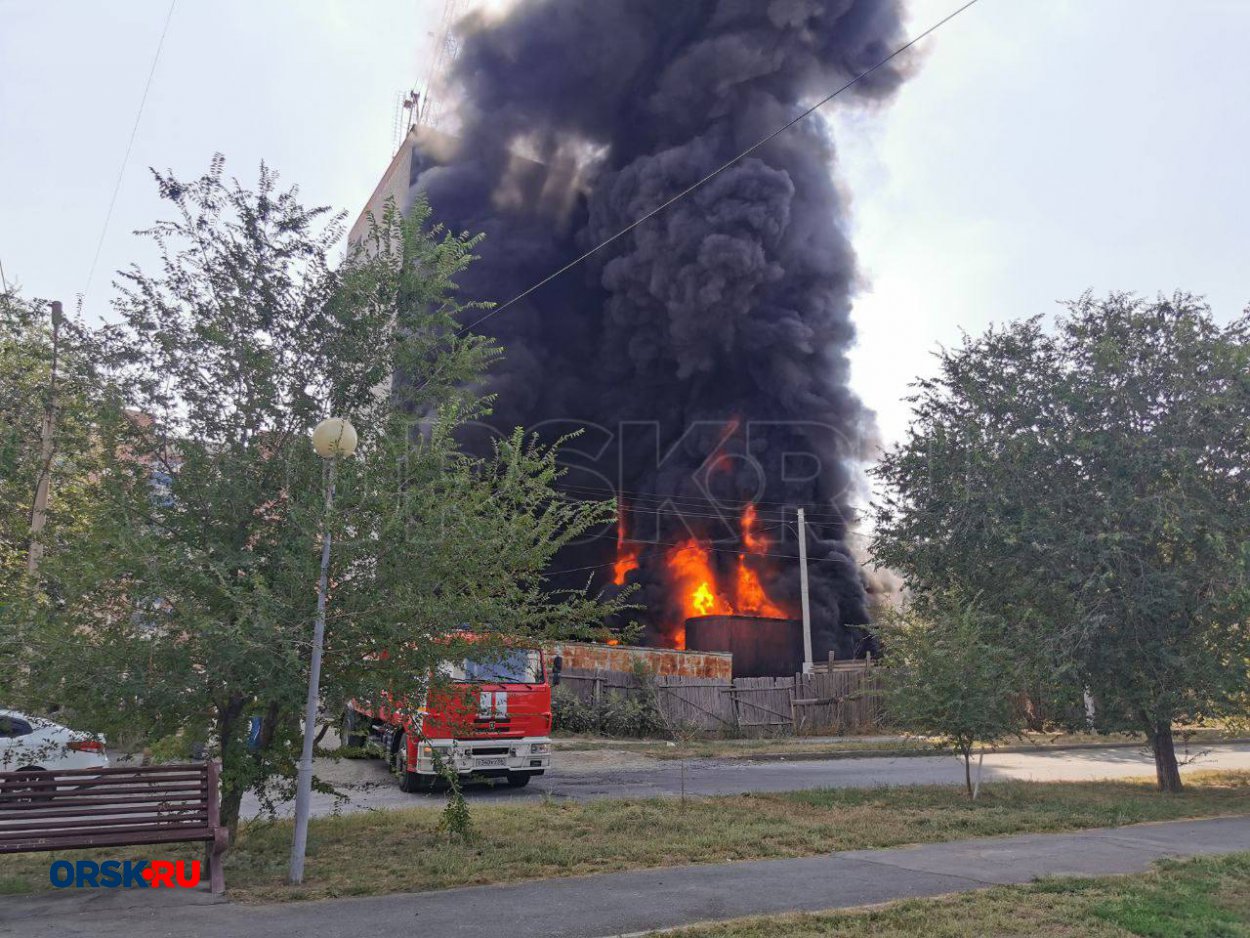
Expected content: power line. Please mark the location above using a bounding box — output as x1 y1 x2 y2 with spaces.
596 529 821 564
453 0 982 338
556 494 791 527
557 482 852 523
82 0 178 306
557 495 801 529
543 559 620 577
554 483 854 526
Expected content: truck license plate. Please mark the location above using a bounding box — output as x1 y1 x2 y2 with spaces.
476 757 506 767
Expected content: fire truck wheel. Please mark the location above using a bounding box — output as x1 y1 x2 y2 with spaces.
340 709 367 755
394 733 425 793
505 772 532 788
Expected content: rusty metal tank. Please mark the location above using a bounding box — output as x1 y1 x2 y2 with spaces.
684 615 803 678
545 641 732 681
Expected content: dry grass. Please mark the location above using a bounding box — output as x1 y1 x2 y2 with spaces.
1 772 1247 903
660 852 1250 937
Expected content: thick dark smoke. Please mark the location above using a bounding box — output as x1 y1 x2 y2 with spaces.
407 0 909 659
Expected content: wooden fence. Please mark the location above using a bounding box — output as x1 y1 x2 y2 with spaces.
556 662 881 737
790 664 884 735
731 677 797 735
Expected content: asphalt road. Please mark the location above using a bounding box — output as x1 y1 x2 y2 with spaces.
240 741 1250 819
10 815 1250 937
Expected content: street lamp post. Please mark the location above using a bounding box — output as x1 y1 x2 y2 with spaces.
289 417 358 885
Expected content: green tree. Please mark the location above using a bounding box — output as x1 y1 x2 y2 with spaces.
4 158 620 832
878 601 1021 798
873 293 1250 792
0 286 98 654
0 289 51 594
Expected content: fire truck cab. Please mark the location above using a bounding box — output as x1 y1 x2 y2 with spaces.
344 644 553 792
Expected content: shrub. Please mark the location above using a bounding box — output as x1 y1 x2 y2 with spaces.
552 670 667 739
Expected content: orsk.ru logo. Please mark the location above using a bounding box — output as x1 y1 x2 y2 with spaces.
49 859 201 888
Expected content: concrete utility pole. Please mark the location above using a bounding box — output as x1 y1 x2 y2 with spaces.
28 300 63 575
797 507 813 673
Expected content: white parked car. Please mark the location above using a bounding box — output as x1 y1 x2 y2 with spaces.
0 709 109 772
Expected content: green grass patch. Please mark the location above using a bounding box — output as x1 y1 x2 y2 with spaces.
1092 853 1250 937
0 772 1246 903
661 853 1250 937
0 873 33 896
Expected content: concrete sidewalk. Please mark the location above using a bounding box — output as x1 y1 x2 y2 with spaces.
4 815 1248 938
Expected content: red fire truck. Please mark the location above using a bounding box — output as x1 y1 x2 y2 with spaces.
343 642 555 792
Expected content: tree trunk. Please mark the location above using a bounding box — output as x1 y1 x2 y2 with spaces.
961 743 973 799
256 700 281 750
220 783 245 844
1021 692 1046 733
1147 720 1183 793
215 695 247 841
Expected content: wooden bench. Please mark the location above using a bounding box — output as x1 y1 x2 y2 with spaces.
0 761 228 894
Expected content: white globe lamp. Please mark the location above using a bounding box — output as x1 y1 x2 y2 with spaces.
311 417 358 459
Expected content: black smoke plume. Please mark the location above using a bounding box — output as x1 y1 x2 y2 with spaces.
407 0 909 659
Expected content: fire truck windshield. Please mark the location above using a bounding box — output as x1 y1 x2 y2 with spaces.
441 649 544 685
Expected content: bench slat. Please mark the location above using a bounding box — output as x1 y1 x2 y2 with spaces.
0 793 208 812
0 812 208 834
3 782 205 795
0 780 206 795
0 827 216 853
0 785 206 802
1 819 213 840
55 773 204 786
0 763 204 780
0 796 206 812
0 803 209 822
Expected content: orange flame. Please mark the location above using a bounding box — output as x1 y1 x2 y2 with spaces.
668 540 732 628
613 505 640 586
736 559 788 618
736 504 788 617
705 417 741 477
741 504 767 551
661 504 792 644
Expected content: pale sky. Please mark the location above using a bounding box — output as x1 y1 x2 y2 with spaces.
3 0 1247 449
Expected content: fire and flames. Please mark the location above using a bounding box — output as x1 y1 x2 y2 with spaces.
735 505 789 620
612 504 640 586
616 502 791 648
